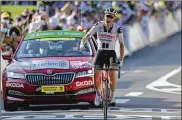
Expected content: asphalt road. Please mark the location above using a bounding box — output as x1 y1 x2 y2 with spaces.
1 32 181 120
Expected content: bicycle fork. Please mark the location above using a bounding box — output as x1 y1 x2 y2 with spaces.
103 70 112 102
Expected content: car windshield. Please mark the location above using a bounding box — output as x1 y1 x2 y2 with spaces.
15 37 93 58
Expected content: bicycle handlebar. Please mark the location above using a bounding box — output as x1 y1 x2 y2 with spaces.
117 60 121 79
95 63 121 79
118 64 120 79
94 68 119 71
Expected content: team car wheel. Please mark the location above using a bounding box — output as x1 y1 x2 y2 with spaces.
4 100 19 111
22 103 30 110
89 101 95 106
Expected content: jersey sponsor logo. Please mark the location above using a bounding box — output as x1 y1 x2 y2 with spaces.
6 83 24 88
98 33 116 41
99 33 116 39
30 60 69 70
76 80 94 87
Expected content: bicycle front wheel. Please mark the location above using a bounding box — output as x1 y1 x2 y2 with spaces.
102 77 109 120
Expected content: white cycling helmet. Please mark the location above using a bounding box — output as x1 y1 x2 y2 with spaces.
104 7 117 16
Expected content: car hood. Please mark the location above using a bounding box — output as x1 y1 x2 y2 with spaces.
6 57 93 73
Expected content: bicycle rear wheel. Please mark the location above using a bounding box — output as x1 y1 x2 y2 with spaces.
102 74 109 120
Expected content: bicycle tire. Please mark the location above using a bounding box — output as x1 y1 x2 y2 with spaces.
102 74 108 120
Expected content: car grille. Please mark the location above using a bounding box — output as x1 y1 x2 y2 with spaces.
25 73 75 85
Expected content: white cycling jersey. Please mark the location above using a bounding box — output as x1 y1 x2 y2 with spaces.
87 21 124 50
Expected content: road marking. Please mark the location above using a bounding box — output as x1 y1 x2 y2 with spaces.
161 116 171 119
133 70 145 73
1 108 181 113
115 99 130 104
1 114 181 120
161 88 181 92
146 67 181 94
125 92 143 97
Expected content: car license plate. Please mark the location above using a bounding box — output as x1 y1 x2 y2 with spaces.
41 86 64 92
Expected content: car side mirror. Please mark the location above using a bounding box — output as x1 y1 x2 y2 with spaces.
2 52 12 60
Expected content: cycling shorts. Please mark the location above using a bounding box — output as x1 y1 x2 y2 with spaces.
94 50 117 68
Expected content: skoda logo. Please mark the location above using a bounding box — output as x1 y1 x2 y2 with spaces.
47 69 53 74
30 33 35 37
58 31 62 35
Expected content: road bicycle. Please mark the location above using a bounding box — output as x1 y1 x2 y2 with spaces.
94 58 120 120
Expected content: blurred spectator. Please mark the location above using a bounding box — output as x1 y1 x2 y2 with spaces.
49 6 62 29
29 11 51 32
58 17 69 30
67 10 77 26
84 12 95 30
0 12 13 53
1 1 181 55
61 2 73 17
79 1 92 12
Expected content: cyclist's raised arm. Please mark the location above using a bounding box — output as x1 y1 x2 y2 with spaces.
80 22 101 46
117 27 125 62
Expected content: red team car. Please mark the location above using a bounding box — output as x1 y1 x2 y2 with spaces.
2 30 98 111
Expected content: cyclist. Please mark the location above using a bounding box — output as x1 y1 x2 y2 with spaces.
80 7 125 106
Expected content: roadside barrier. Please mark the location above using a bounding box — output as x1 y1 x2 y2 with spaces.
165 13 180 37
148 16 166 44
175 9 181 27
115 41 131 57
116 9 181 57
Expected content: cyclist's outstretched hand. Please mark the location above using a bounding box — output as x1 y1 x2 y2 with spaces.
117 59 123 67
80 45 86 51
120 61 123 67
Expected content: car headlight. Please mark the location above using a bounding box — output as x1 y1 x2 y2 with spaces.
7 72 25 79
75 70 93 77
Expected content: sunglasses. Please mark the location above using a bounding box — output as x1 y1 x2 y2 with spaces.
105 15 115 19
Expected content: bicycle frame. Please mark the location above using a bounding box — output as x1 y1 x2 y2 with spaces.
101 68 110 120
94 64 120 120
101 69 111 102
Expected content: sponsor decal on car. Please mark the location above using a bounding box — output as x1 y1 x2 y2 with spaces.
41 86 64 93
7 67 25 73
30 32 54 38
8 62 31 71
75 88 95 95
30 60 69 70
8 90 24 96
76 80 94 87
24 30 86 40
6 83 24 88
71 61 91 69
